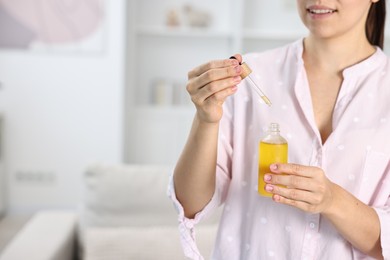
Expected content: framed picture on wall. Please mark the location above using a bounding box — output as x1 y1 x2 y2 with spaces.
0 0 106 54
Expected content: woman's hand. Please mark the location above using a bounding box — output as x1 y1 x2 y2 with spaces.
264 163 383 258
263 163 337 214
186 54 242 124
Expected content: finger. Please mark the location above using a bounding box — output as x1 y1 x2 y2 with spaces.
272 194 317 213
267 185 318 204
188 58 239 79
191 77 240 106
229 54 243 64
270 163 314 178
264 174 313 191
194 75 241 100
205 84 239 105
186 65 241 95
196 65 242 90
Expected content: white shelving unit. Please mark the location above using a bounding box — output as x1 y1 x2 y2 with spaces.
125 0 307 164
136 25 232 38
0 114 5 216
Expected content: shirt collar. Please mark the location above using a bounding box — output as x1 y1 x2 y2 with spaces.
293 38 387 78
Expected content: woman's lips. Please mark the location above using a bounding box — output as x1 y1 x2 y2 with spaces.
307 6 337 19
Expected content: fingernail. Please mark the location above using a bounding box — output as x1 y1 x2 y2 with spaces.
264 174 271 181
265 185 274 192
233 76 241 82
235 66 241 73
231 86 238 92
270 164 278 171
230 59 239 66
229 56 241 65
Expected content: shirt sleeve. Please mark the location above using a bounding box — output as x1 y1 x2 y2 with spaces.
373 196 390 259
167 169 230 259
166 99 234 260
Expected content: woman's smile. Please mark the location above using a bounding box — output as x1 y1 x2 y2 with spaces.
307 5 337 19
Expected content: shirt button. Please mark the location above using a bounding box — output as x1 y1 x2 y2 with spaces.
309 222 316 229
184 220 194 229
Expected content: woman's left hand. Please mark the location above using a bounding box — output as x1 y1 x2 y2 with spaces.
264 163 337 214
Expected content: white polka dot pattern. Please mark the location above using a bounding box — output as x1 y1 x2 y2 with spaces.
285 226 292 232
168 40 390 260
337 145 345 150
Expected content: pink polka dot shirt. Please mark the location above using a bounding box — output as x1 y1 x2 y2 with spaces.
168 39 390 260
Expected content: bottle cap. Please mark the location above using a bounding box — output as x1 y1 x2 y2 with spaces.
240 62 252 79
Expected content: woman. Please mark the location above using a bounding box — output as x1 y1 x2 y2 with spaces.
169 0 389 259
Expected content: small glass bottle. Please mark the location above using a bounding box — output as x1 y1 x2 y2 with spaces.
258 123 288 197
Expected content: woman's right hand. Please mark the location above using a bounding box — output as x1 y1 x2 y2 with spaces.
186 54 243 124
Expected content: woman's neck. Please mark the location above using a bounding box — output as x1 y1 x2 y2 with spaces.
303 34 376 75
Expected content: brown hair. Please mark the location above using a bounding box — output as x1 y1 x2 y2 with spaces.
366 0 386 49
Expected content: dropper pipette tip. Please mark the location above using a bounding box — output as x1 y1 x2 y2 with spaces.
261 96 272 106
247 75 272 107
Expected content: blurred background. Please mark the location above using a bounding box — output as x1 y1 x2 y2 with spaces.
0 0 389 259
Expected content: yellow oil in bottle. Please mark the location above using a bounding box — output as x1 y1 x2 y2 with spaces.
258 123 288 197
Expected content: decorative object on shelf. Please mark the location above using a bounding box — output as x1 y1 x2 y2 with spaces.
150 78 190 106
150 78 173 106
183 4 212 28
166 8 181 27
165 4 212 29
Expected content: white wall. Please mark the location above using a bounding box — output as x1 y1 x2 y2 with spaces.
0 0 126 213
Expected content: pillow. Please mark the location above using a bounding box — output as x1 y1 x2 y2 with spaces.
78 163 222 256
79 164 178 229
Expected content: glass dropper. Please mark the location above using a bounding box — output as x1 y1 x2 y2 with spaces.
230 57 272 106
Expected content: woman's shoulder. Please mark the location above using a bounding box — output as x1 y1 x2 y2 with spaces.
379 48 390 69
